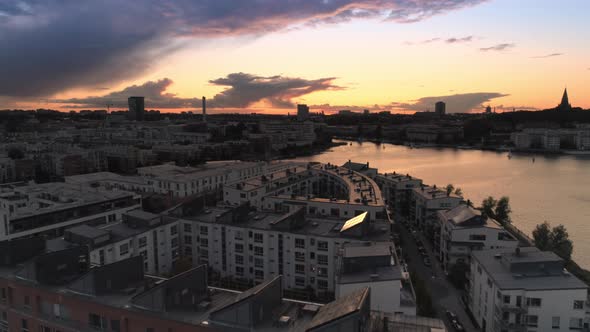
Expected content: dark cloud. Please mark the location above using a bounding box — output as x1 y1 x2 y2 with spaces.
445 35 473 43
480 43 515 52
209 73 342 108
53 73 343 109
530 53 563 59
0 0 488 98
392 92 509 113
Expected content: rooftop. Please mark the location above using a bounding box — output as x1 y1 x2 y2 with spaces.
413 185 462 200
440 205 503 230
306 287 370 331
472 247 587 291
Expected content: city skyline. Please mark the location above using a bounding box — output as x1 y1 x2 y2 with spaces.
1 0 589 113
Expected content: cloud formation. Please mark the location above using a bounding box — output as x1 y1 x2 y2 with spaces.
54 73 342 109
445 36 474 43
530 53 563 59
0 0 488 98
391 92 509 113
480 43 515 52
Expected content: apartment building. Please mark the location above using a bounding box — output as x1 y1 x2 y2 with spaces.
375 172 423 218
437 205 518 270
335 242 416 315
180 204 392 298
0 182 140 241
225 162 386 220
411 185 462 237
469 247 588 332
0 238 437 332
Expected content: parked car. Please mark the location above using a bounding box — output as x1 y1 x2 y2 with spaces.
445 311 465 331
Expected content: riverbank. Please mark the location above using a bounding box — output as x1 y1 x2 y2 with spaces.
274 140 348 159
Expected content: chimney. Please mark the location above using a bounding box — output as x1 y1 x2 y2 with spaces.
202 96 207 123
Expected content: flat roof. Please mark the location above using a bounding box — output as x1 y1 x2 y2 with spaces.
472 247 587 291
412 185 461 200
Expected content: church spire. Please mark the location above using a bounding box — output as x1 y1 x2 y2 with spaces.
558 87 572 111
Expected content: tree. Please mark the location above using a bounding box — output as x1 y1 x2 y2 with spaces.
495 196 512 224
454 187 463 197
445 184 455 196
481 196 497 219
550 225 573 261
532 222 552 251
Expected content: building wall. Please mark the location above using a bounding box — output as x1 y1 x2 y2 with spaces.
337 279 407 315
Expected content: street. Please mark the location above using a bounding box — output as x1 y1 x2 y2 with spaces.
396 215 479 332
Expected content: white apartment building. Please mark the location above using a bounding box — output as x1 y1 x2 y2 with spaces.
411 185 462 233
225 162 386 220
180 205 392 298
438 205 518 269
375 172 423 218
0 182 141 241
470 247 589 332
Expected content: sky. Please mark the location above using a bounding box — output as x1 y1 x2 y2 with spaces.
0 0 588 114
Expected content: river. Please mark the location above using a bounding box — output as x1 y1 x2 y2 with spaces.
294 140 590 268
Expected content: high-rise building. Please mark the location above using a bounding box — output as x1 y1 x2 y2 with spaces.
128 96 145 121
297 104 310 121
202 96 207 123
485 105 492 114
435 101 446 116
557 88 572 111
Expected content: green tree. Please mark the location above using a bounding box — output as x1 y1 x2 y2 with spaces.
550 225 573 261
454 187 463 197
445 184 455 196
481 196 497 219
495 196 512 224
532 222 552 251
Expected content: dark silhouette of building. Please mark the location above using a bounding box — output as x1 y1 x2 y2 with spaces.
128 96 145 121
202 96 207 123
557 88 572 111
435 101 446 116
297 104 310 121
485 105 492 114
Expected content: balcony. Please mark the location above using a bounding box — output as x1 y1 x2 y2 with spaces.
499 302 527 313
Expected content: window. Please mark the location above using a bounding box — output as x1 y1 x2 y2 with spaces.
526 315 538 327
24 295 30 308
254 258 264 268
21 319 28 332
318 279 328 289
317 254 328 266
110 320 120 332
171 237 179 248
502 311 509 321
184 235 192 244
170 225 178 235
295 252 305 262
295 277 305 287
569 318 583 329
88 313 107 330
236 266 244 277
469 234 486 241
138 237 147 248
526 298 541 307
295 264 305 275
254 246 264 256
235 243 244 253
503 295 510 304
200 238 209 247
254 270 264 279
317 241 328 251
573 300 584 309
552 316 560 329
183 223 192 232
295 238 305 249
200 226 208 235
119 243 129 255
310 252 315 259
254 233 263 243
235 255 244 265
318 267 328 277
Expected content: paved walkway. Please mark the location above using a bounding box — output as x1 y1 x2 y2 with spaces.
396 216 480 331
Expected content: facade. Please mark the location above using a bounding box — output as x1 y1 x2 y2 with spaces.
437 205 518 269
375 172 423 218
335 242 415 315
0 182 141 241
435 101 446 116
469 247 588 332
411 185 462 232
0 238 437 332
181 205 392 298
258 121 316 150
297 104 310 121
128 96 145 121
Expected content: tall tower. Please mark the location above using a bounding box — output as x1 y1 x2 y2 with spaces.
558 88 572 111
202 96 207 123
435 101 446 116
128 96 145 121
297 104 310 121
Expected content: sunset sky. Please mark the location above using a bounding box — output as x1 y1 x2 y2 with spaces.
1 0 588 113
